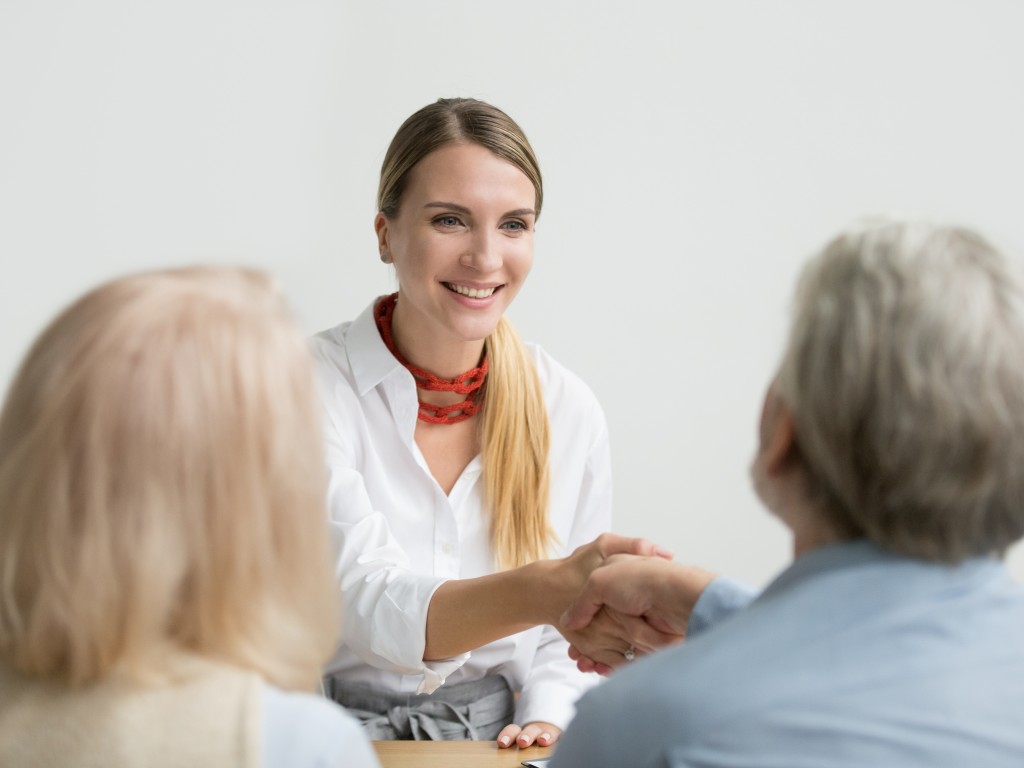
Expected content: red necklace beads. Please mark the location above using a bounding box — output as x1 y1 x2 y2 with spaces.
374 293 488 425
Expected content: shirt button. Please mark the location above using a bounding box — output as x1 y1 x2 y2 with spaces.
441 542 456 555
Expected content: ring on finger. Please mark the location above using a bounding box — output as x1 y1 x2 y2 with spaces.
623 645 636 662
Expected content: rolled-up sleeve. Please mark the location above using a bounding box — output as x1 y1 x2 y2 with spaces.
324 422 469 693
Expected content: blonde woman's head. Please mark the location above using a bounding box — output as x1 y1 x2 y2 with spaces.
0 267 337 690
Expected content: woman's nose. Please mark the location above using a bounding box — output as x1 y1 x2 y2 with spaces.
460 230 502 272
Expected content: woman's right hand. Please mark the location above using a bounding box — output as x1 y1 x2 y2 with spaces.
424 533 675 661
545 533 674 624
558 603 683 673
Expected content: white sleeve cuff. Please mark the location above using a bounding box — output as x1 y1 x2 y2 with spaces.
364 574 472 692
416 654 471 694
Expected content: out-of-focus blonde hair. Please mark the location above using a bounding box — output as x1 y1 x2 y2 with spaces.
776 219 1024 561
0 267 338 690
379 98 553 569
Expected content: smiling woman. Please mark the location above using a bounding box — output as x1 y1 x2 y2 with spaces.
376 143 536 364
312 98 665 749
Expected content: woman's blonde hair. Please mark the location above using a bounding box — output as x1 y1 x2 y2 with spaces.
378 98 553 569
0 267 338 690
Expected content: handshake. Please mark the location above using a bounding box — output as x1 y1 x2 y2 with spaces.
549 534 717 674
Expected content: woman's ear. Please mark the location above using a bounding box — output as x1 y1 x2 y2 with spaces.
375 212 392 264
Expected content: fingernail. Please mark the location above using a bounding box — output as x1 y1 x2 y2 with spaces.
654 545 674 559
499 736 510 746
540 733 551 742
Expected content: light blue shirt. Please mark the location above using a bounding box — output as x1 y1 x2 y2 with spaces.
553 540 1024 767
263 685 380 768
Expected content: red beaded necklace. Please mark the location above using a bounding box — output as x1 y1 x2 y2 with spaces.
374 293 488 425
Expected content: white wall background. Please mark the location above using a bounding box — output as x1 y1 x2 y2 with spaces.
2 0 1023 587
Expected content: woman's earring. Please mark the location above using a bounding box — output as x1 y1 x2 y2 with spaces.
380 251 391 263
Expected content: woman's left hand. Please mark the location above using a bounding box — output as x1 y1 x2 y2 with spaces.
496 721 561 749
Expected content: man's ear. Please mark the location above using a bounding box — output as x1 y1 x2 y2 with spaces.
763 399 799 476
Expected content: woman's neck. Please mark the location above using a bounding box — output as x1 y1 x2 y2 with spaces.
391 301 487 380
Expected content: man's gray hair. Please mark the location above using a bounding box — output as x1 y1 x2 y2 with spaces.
776 218 1024 562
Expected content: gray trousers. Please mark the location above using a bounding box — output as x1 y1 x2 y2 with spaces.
324 674 514 741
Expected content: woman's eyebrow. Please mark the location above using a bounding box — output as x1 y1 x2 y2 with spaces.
425 201 471 214
424 202 537 218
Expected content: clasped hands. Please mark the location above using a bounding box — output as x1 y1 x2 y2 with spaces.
552 534 717 675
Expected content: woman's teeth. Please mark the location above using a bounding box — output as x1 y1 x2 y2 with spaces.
446 283 496 299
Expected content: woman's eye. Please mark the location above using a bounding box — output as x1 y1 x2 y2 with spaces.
434 215 461 227
502 220 526 231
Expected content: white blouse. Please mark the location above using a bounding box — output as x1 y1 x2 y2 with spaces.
310 298 612 730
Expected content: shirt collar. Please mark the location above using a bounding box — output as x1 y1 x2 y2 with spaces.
757 538 1002 603
346 297 407 397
